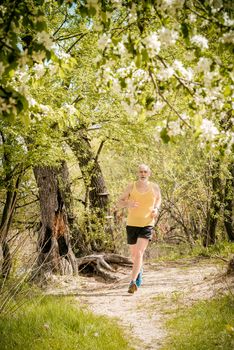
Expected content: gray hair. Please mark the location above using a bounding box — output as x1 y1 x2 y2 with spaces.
138 164 151 172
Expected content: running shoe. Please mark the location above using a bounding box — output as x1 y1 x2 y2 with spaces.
136 268 143 287
128 280 137 294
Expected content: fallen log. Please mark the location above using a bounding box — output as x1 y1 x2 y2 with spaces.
77 253 132 282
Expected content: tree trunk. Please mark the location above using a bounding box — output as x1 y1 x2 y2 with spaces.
0 130 22 278
203 160 222 247
227 255 234 275
33 163 78 279
67 131 109 213
224 161 234 241
66 130 114 252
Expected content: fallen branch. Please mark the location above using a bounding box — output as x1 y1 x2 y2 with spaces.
77 253 132 282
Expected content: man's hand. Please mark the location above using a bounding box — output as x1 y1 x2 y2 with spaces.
127 200 139 208
151 208 159 218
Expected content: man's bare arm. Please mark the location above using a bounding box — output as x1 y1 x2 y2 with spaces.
154 184 162 209
116 183 136 209
151 184 162 217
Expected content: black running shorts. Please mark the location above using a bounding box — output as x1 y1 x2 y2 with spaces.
126 225 153 245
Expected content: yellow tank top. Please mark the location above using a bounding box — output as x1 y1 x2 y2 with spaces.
127 182 156 227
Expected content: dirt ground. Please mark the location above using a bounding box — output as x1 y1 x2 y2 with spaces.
46 257 234 350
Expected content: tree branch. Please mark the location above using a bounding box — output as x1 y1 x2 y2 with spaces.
148 68 191 128
94 140 106 163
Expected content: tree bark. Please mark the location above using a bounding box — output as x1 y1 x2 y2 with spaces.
224 161 234 241
67 131 109 213
66 130 114 252
0 131 22 278
203 160 222 247
33 163 78 279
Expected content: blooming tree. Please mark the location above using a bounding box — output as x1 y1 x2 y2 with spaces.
0 0 234 253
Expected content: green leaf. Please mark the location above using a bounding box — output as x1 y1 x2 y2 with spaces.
193 114 203 128
145 96 155 110
35 21 47 32
160 128 170 143
181 22 189 39
141 49 149 63
223 85 231 97
89 6 97 16
119 78 127 88
21 113 30 127
135 53 142 68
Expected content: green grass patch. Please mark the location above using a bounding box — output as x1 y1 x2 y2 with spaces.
0 296 134 350
161 295 234 350
150 241 234 263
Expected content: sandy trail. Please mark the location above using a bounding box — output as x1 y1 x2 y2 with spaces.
46 259 233 350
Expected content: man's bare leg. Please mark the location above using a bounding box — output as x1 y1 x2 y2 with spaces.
129 238 149 281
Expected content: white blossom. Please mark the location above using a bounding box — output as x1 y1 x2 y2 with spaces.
223 13 234 26
117 42 126 55
121 101 138 117
33 63 45 79
132 69 148 85
168 120 182 136
32 50 46 62
230 132 234 144
48 64 58 75
189 13 197 23
0 98 11 114
112 78 121 93
220 32 234 44
97 34 111 50
200 118 219 140
37 31 53 50
128 3 137 23
157 66 174 80
191 35 209 49
28 97 37 107
63 103 77 115
153 100 165 111
173 60 193 80
184 67 194 80
162 0 185 9
39 104 51 114
116 67 128 78
56 50 71 60
196 57 212 73
154 125 163 141
158 27 178 46
181 113 189 121
16 70 30 83
144 33 161 55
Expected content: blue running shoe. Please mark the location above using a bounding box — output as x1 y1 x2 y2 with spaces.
128 280 137 294
136 268 143 287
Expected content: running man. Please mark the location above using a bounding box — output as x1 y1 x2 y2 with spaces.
117 164 161 293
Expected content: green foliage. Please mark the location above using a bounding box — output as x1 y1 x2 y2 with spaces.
191 240 234 259
161 295 234 350
0 296 133 350
151 241 234 263
0 0 233 261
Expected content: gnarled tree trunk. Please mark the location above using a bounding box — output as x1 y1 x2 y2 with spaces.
33 163 77 279
66 130 114 253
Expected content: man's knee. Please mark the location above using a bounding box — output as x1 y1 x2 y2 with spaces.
135 249 144 260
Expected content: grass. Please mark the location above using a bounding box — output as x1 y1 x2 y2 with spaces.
150 240 234 263
0 296 134 350
161 295 234 350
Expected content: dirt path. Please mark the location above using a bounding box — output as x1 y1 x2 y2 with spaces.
46 259 233 350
